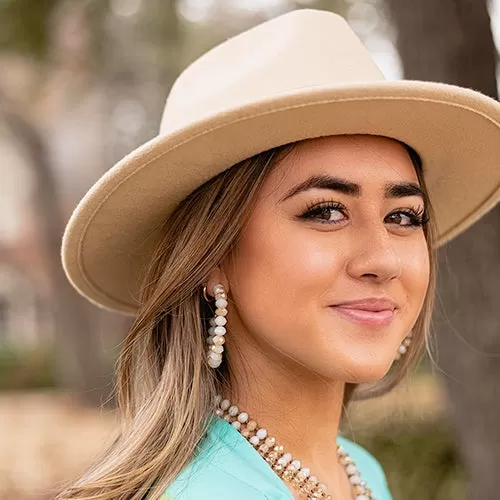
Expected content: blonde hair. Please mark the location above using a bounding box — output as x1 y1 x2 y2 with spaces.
57 140 436 499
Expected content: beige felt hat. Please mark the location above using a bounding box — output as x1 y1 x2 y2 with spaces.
62 9 500 315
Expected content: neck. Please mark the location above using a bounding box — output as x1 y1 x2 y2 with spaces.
225 348 349 493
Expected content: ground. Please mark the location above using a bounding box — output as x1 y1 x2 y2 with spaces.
0 375 443 499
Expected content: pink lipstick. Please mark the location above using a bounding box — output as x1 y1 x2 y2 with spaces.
329 298 397 327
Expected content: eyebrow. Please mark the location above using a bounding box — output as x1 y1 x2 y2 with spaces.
279 174 425 202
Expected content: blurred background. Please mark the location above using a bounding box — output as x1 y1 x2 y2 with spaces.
0 0 499 499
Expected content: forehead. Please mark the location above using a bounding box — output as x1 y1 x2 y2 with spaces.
264 135 419 196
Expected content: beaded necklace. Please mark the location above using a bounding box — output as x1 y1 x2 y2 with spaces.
215 395 375 500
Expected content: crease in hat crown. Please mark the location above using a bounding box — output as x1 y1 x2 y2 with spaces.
62 8 500 315
160 9 385 135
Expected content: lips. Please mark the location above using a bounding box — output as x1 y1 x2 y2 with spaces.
329 298 398 327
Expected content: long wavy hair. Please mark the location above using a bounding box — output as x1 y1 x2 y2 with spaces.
57 138 436 499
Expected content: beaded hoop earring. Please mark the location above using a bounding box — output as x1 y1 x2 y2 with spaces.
204 283 228 369
202 284 410 366
395 331 413 360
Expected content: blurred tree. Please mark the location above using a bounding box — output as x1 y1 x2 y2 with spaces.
0 93 108 405
385 1 500 499
0 0 60 59
0 0 108 60
0 0 183 406
104 0 181 160
298 0 349 14
0 0 114 406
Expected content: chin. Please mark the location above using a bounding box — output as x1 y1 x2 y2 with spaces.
336 357 394 384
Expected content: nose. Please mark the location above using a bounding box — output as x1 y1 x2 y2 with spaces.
345 224 402 284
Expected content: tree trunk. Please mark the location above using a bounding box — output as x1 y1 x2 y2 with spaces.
385 1 500 499
0 94 109 407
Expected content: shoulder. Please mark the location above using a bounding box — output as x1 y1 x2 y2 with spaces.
162 418 290 500
161 462 270 500
162 418 392 500
337 434 393 500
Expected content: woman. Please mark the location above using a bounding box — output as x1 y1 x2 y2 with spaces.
59 9 500 500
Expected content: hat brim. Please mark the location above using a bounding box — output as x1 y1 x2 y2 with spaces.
62 80 500 314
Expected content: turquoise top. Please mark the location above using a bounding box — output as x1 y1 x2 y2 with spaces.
162 417 392 499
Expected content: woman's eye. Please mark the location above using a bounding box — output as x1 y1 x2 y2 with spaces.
385 209 427 228
299 204 427 228
300 203 347 224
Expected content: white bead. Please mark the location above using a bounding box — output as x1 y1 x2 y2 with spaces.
215 316 227 326
213 335 225 346
214 316 227 326
349 475 361 485
208 352 222 361
210 345 224 354
208 358 221 368
278 453 292 465
237 412 249 423
215 298 228 309
214 326 226 335
403 338 412 347
298 467 310 478
256 428 267 440
211 398 374 496
398 344 407 354
249 435 260 445
346 464 358 475
214 284 225 294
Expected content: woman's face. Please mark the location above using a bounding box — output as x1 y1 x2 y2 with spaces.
221 135 430 383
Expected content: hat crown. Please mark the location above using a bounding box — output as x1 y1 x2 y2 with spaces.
160 9 385 135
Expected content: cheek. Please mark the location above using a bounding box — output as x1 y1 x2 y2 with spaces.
400 239 430 314
226 215 343 337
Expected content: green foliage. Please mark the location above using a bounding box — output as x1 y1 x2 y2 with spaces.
0 345 55 389
348 423 467 500
0 0 61 58
0 0 109 60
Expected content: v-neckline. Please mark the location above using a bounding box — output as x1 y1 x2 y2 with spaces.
210 416 295 497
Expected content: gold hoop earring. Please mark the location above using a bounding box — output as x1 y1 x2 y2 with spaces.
202 285 212 302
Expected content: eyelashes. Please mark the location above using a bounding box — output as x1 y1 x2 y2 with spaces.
386 205 429 227
300 201 347 224
299 200 429 228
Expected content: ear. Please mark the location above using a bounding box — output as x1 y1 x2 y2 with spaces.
205 267 230 298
